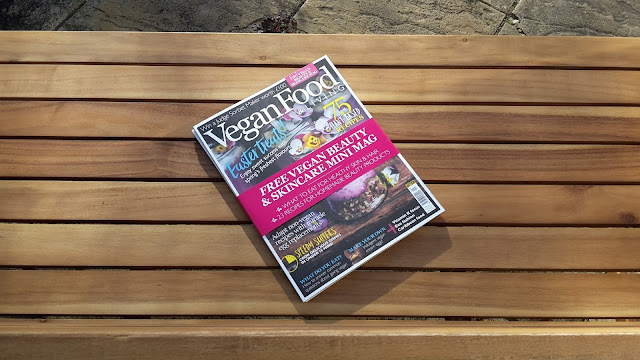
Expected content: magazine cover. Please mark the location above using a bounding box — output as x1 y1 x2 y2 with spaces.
193 56 444 302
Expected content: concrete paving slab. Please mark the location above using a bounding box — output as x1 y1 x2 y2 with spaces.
481 0 515 13
513 0 640 36
293 0 505 34
0 0 86 30
58 0 304 32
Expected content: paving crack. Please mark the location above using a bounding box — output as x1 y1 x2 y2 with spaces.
476 0 509 14
494 0 523 35
54 0 87 31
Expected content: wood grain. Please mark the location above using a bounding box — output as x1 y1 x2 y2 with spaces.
0 181 244 222
399 144 640 182
0 139 213 179
1 32 639 68
1 181 639 225
1 270 639 317
3 101 640 142
0 100 227 139
3 140 640 182
2 224 639 270
1 319 640 360
2 65 639 104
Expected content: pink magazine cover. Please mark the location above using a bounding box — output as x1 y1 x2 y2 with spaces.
193 56 444 302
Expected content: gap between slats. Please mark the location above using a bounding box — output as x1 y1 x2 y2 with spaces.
1 315 640 322
0 316 636 321
4 98 640 105
4 179 640 185
5 138 640 146
3 62 640 71
1 268 638 274
1 220 639 228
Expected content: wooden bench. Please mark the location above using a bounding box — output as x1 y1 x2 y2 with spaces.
1 32 640 359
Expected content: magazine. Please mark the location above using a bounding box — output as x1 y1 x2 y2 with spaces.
193 56 444 302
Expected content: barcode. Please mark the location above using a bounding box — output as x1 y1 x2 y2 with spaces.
408 183 436 212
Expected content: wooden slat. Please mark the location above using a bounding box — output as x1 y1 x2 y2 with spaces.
3 140 640 182
2 65 639 104
1 32 639 68
2 319 640 360
1 181 639 225
3 101 640 142
0 140 213 179
374 105 640 143
0 181 243 222
0 100 225 139
2 224 639 270
1 270 639 317
400 144 640 182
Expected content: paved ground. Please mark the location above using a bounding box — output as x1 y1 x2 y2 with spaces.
1 0 639 36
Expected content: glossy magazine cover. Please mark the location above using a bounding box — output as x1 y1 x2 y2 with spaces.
193 56 444 302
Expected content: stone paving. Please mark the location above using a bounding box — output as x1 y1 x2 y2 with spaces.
1 0 640 36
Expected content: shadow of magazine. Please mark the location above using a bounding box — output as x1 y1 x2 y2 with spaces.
241 224 451 320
